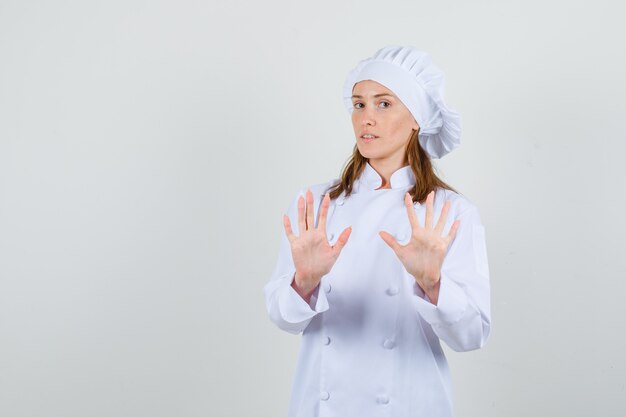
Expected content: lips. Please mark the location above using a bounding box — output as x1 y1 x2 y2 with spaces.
361 133 379 143
361 136 378 143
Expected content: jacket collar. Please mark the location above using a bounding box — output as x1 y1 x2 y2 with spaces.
354 161 416 192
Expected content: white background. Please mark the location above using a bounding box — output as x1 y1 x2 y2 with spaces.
1 1 625 416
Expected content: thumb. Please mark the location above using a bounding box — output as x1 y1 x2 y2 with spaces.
332 226 353 253
379 230 401 253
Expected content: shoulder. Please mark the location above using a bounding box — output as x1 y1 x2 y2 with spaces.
284 178 341 213
434 187 483 224
300 178 341 198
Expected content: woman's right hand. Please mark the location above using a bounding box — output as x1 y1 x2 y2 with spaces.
283 189 352 301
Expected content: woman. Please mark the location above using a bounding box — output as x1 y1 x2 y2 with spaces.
263 45 491 417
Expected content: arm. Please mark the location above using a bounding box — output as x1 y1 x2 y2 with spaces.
263 190 330 335
410 205 491 352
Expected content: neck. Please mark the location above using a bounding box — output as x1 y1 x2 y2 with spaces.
368 157 408 189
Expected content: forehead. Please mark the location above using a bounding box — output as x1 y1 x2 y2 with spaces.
351 79 397 98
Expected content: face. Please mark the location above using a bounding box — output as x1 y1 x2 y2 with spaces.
351 80 419 166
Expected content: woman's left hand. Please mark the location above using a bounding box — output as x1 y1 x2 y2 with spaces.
379 190 460 305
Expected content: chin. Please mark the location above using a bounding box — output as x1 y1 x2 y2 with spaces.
357 145 382 160
356 146 371 159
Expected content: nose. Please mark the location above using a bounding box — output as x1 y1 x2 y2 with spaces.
358 107 376 127
362 117 375 127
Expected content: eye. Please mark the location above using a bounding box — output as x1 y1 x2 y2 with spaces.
353 102 363 109
379 101 390 108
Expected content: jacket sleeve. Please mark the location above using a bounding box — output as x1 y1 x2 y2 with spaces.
263 189 330 335
409 205 492 352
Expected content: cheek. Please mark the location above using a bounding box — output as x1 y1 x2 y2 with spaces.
385 115 408 137
388 114 414 137
351 114 360 129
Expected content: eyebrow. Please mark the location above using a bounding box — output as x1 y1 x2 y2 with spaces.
351 93 394 99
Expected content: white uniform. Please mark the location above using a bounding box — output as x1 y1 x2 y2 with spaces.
264 162 491 417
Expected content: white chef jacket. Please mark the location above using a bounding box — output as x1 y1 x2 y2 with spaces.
263 161 491 417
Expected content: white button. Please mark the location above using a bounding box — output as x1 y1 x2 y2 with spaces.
323 283 332 293
376 395 389 404
323 336 331 345
337 198 344 206
383 339 395 349
386 286 399 296
320 391 330 401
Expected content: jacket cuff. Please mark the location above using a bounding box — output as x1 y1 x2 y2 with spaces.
277 272 329 323
410 269 469 327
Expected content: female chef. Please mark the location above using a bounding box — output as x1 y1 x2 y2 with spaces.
263 45 491 417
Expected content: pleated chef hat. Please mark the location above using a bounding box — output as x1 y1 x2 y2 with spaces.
343 45 461 159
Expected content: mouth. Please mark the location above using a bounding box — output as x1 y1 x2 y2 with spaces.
360 134 379 143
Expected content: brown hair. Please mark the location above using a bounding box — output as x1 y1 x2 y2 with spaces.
326 128 460 204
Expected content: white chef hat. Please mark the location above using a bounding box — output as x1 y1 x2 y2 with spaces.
343 45 461 159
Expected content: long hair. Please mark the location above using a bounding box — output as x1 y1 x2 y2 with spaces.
326 128 460 204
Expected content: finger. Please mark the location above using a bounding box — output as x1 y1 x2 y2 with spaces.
379 230 402 253
446 219 461 245
297 195 306 235
434 200 451 235
305 188 314 230
317 193 330 231
283 214 295 243
404 192 421 230
332 226 352 253
424 190 435 229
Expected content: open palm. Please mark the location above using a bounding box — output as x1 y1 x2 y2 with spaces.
283 189 352 297
379 190 460 301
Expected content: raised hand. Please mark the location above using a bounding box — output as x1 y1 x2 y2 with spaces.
283 189 352 301
378 190 460 305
